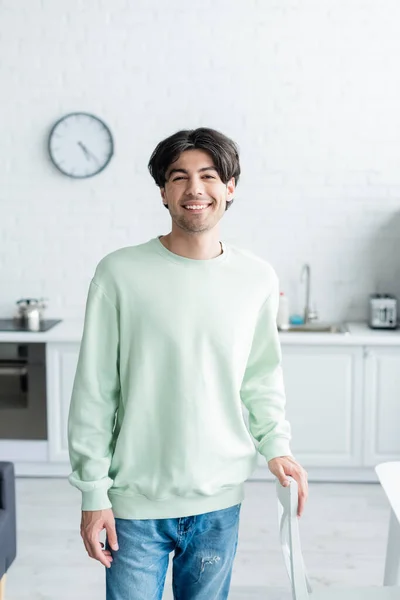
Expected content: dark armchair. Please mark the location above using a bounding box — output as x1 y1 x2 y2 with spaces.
0 462 17 600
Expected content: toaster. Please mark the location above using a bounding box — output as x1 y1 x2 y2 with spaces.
369 294 397 329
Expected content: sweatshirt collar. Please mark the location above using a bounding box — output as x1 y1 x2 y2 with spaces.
152 236 229 266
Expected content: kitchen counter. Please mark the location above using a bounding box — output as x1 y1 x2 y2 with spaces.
1 319 400 345
3 318 400 479
278 321 400 345
0 319 84 343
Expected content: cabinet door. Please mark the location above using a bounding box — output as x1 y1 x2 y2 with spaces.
257 345 363 467
46 342 80 462
364 346 400 464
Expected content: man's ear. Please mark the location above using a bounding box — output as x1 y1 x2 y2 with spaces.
227 177 235 200
160 188 167 204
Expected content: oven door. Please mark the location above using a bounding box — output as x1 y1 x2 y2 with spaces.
0 343 47 440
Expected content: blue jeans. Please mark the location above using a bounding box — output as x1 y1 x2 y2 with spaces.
105 503 241 600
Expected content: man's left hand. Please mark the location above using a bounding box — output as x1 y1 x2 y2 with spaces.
268 455 308 517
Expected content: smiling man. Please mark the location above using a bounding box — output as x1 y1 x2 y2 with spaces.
67 127 308 600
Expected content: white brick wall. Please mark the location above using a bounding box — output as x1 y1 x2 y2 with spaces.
1 0 400 322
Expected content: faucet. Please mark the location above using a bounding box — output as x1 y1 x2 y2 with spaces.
301 263 318 323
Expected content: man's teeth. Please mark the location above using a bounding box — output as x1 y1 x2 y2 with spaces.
185 205 209 210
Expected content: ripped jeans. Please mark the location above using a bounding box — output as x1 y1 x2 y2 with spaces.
105 503 241 600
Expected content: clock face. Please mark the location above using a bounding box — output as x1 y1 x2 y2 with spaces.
48 112 114 178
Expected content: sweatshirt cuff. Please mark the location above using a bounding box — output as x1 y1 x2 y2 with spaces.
258 438 293 463
81 488 113 512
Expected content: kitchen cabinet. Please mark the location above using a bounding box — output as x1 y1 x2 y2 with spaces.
46 342 80 462
363 346 400 464
8 321 400 478
257 345 364 468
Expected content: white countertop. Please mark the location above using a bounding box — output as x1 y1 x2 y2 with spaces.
278 322 400 345
0 320 84 343
1 319 400 345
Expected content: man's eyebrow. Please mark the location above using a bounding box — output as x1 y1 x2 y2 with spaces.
167 166 218 177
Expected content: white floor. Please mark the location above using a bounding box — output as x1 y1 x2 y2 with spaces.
4 479 391 599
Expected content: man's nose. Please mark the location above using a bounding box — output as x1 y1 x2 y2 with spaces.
185 177 204 196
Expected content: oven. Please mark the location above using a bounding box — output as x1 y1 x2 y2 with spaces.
0 343 47 440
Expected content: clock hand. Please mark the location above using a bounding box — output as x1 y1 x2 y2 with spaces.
77 141 90 160
77 141 100 164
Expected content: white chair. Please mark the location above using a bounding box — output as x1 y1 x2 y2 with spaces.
375 462 400 586
276 476 400 599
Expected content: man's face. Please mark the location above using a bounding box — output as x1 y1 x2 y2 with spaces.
161 149 235 234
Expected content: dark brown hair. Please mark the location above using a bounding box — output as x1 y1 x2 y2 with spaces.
148 127 240 210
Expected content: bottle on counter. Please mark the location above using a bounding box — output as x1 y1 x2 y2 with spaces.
277 292 290 330
27 308 41 331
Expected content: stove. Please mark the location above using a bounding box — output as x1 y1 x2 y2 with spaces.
0 319 62 332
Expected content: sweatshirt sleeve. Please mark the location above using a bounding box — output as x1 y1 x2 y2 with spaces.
67 279 120 511
240 269 292 463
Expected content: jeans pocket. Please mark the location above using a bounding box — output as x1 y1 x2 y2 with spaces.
209 503 242 531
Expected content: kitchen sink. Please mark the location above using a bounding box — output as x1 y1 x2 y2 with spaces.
279 322 349 334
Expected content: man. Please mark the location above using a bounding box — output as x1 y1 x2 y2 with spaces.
67 127 308 600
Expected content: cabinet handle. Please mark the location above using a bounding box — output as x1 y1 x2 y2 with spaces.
0 366 27 376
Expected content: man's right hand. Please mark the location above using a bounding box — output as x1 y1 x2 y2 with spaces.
80 508 119 568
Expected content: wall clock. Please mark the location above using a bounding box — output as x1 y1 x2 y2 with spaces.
48 112 114 178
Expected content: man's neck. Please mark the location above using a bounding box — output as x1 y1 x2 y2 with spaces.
159 234 223 260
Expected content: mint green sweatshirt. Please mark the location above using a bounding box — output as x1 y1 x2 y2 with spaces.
67 236 292 519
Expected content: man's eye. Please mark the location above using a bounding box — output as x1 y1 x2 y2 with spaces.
203 175 215 179
173 177 186 181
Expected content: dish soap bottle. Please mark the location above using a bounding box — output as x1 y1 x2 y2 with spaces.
277 292 290 330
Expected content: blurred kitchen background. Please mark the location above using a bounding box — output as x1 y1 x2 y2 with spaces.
1 1 400 599
2 0 400 322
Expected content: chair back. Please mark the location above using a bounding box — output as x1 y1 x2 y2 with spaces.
375 462 400 525
276 476 312 600
375 461 400 586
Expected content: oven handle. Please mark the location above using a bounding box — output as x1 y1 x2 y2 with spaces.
0 366 28 376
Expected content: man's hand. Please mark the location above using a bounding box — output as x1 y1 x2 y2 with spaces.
80 508 119 568
268 455 308 517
